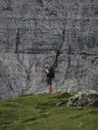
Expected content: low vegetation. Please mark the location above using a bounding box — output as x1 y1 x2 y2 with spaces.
0 93 98 130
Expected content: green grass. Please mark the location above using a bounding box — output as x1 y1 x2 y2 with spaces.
0 93 98 130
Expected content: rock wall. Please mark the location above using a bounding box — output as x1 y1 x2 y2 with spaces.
0 0 98 99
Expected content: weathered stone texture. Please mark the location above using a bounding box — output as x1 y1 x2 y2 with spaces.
0 0 98 99
67 90 98 106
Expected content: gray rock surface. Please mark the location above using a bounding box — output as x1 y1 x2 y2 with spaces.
67 90 98 106
0 0 98 99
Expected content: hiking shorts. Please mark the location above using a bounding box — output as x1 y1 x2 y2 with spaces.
47 77 52 86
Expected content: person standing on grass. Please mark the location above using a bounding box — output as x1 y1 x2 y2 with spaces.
45 64 55 93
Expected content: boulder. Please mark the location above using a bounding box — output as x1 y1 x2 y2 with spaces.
67 90 98 106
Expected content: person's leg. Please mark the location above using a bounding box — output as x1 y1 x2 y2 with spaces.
47 78 52 93
48 85 51 93
48 78 52 93
49 85 52 93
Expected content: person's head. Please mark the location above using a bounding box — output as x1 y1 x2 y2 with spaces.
45 64 49 69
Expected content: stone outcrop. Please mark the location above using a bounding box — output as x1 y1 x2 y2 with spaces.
0 0 98 99
67 90 98 106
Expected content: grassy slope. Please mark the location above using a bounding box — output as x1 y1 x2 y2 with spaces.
0 93 98 130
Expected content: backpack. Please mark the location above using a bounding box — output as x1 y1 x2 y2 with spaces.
49 67 55 78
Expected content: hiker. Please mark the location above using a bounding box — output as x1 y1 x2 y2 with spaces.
45 64 55 93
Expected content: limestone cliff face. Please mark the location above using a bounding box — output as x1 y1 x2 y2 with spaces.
0 0 98 99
